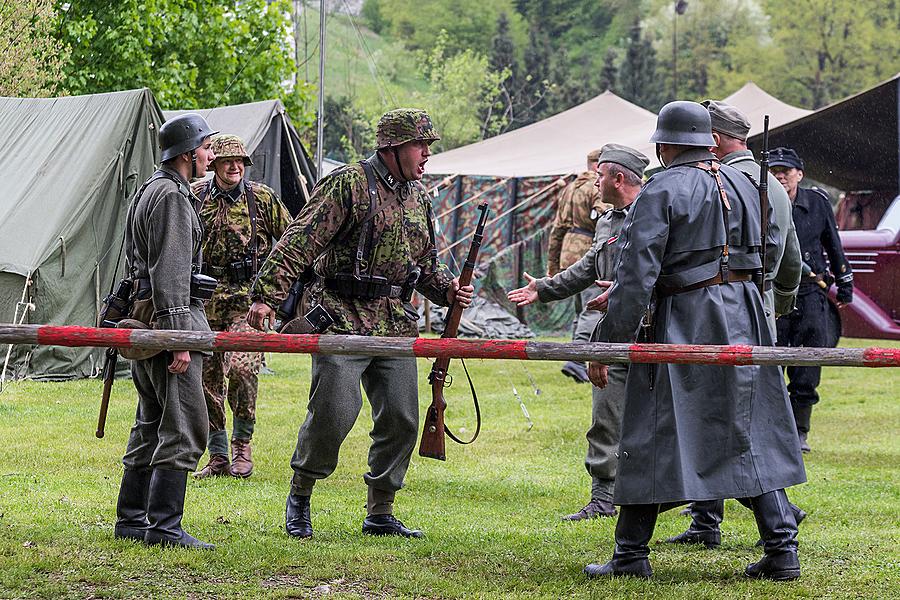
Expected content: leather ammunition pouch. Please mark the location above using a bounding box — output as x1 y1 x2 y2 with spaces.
324 273 406 300
278 304 335 334
204 258 253 284
570 226 594 237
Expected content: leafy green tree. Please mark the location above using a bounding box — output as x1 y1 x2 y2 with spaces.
542 47 594 117
763 0 900 108
361 0 387 34
377 0 527 57
321 96 375 162
0 0 66 97
54 0 314 127
617 18 664 110
413 31 507 150
599 47 618 92
515 25 551 127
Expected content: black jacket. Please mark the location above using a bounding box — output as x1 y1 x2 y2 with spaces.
792 187 853 302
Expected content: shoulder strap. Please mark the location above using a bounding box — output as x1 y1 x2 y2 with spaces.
418 182 438 272
125 173 173 277
245 181 258 274
357 159 380 278
695 161 731 278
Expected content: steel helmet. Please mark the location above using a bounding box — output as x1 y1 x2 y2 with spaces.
649 101 716 147
159 113 219 162
376 108 440 149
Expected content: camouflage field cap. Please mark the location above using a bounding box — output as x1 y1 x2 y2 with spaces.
376 108 441 149
208 134 253 170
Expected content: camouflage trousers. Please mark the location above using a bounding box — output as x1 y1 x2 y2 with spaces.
202 317 262 437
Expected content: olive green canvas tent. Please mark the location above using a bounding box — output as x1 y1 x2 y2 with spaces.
0 88 164 381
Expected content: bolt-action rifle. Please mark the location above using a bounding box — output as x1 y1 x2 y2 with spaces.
96 276 133 438
418 202 489 461
758 115 770 297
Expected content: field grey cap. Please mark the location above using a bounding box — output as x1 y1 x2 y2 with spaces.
702 100 752 141
598 143 650 179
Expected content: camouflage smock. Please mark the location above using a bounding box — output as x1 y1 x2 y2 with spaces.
252 154 454 336
548 171 609 275
192 178 292 324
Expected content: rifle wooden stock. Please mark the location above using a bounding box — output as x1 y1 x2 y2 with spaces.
419 202 489 460
758 115 770 297
96 347 117 438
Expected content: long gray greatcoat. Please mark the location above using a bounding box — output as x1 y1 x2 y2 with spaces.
595 148 806 505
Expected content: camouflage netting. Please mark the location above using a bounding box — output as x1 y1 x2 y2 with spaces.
423 173 576 336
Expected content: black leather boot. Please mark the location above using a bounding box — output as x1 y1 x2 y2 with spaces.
664 499 723 548
746 498 806 547
745 489 800 580
584 504 657 578
114 468 151 541
793 404 812 453
362 514 423 538
285 493 313 538
144 469 214 550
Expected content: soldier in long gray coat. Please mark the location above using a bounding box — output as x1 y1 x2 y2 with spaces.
664 101 806 549
585 102 806 581
114 114 218 550
507 144 649 521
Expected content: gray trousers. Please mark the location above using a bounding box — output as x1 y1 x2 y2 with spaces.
573 287 603 343
122 351 208 472
290 354 419 494
585 363 627 501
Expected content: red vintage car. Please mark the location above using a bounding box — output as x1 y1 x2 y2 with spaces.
830 195 900 340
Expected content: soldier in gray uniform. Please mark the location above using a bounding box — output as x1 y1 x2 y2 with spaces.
507 144 649 521
586 102 806 581
113 113 218 549
664 101 807 549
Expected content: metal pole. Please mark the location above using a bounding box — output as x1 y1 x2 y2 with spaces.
315 0 327 177
672 2 678 99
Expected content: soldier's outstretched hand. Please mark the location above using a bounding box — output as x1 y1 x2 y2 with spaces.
506 272 539 306
247 301 276 331
448 278 475 308
588 362 609 388
586 280 614 311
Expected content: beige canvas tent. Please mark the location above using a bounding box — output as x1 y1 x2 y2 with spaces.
427 91 661 176
722 82 812 137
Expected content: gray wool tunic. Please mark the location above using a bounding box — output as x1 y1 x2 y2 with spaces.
595 148 806 505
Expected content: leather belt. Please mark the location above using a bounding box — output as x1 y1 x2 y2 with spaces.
656 270 755 299
323 277 404 300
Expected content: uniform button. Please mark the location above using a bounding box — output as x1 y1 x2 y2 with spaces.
614 452 620 458
622 451 629 459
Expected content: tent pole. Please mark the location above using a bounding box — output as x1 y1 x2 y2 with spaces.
280 110 311 203
315 0 327 177
0 272 33 391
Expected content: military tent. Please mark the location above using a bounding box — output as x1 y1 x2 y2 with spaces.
722 82 812 137
422 91 660 334
0 89 164 381
163 100 316 216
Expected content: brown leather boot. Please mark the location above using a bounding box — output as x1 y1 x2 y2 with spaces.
230 438 253 478
193 453 230 479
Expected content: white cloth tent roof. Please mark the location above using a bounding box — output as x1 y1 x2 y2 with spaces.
427 91 661 176
722 82 812 137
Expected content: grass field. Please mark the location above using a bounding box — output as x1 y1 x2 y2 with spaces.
0 338 898 599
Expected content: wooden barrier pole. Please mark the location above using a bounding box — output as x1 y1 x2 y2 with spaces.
0 324 898 368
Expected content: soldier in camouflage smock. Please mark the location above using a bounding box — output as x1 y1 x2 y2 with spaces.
248 109 473 539
548 150 611 383
192 134 292 480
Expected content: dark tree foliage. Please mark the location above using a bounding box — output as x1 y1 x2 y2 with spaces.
517 25 550 126
321 96 374 163
599 47 618 93
618 18 664 111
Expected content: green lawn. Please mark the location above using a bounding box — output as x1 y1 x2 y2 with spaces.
0 338 898 598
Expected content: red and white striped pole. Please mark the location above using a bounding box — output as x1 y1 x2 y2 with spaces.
1 324 898 367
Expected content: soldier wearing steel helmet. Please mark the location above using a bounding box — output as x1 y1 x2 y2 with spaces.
114 113 218 549
191 134 291 481
585 101 806 581
247 108 473 539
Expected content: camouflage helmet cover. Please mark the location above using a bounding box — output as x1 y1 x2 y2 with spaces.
208 134 253 171
376 108 441 149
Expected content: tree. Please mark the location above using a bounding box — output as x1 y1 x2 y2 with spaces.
0 0 66 97
482 12 519 135
618 18 664 110
516 24 551 127
542 47 593 118
599 47 618 92
321 96 374 162
413 31 507 151
763 0 900 108
54 0 315 127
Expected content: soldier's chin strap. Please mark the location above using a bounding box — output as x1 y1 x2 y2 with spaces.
190 150 199 179
391 146 411 182
655 144 667 169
